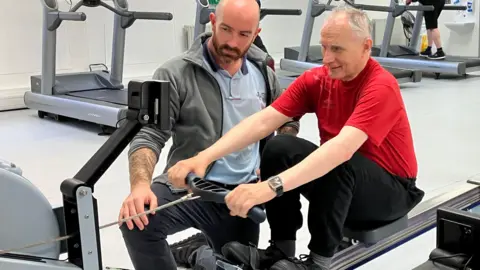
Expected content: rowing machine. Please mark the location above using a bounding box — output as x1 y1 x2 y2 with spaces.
0 79 171 270
0 78 267 270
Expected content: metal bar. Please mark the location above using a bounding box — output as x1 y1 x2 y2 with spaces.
76 187 101 270
110 0 128 85
260 8 302 16
373 56 465 75
41 1 58 96
379 0 397 57
194 0 209 39
331 182 480 269
298 0 317 62
280 58 322 73
443 4 467 10
410 9 424 51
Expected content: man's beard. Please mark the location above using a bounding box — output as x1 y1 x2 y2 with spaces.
212 35 249 64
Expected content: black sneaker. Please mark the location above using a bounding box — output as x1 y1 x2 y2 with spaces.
270 255 322 270
221 241 289 270
170 232 208 268
428 51 446 60
419 49 431 58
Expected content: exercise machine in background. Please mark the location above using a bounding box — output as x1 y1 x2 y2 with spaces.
372 0 476 79
24 0 173 133
281 0 430 84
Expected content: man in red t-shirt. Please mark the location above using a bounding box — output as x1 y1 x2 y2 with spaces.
167 6 425 270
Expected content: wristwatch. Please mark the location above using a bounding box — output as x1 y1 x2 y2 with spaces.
267 176 284 197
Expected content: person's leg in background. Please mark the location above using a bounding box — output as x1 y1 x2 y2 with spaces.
419 0 445 59
419 10 435 57
428 0 446 59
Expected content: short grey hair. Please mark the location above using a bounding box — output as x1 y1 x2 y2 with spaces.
327 5 373 39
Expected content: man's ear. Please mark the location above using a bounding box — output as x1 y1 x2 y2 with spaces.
256 27 262 36
209 13 216 28
364 38 373 53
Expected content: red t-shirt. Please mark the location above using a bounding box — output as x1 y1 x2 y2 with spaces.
271 58 417 178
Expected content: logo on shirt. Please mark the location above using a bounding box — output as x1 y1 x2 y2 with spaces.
256 91 266 109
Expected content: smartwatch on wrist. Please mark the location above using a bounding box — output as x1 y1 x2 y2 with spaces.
267 176 284 197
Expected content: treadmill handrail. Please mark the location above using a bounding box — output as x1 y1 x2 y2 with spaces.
443 5 467 10
57 11 87 21
344 0 434 16
199 7 303 25
132 11 174 21
260 8 303 16
46 11 87 31
69 0 174 22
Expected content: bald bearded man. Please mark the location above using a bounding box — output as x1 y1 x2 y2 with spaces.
118 0 299 269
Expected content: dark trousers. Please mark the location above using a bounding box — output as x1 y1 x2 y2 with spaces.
419 0 445 29
260 135 425 257
120 182 259 270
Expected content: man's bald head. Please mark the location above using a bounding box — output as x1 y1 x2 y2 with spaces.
208 0 262 66
215 0 261 26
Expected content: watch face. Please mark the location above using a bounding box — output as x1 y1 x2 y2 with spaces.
270 177 282 189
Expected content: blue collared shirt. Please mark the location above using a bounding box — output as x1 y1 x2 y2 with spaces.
202 39 267 185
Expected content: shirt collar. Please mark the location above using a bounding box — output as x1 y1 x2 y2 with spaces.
202 38 249 75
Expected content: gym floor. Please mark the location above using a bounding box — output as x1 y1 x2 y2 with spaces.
1 72 480 269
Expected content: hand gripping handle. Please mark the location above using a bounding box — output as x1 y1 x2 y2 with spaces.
186 174 266 224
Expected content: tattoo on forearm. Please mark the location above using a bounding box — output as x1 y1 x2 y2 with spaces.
128 148 158 187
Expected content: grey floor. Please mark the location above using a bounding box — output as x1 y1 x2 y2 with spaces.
1 72 480 269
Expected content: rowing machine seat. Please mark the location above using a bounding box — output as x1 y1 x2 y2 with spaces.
0 163 61 259
343 215 408 245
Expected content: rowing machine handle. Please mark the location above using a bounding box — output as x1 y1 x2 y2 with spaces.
132 12 173 21
185 174 267 224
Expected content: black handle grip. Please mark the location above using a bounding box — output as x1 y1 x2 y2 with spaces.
443 5 467 10
261 9 303 16
132 12 173 21
185 174 267 223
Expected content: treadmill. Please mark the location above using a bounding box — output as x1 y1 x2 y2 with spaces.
24 0 173 129
282 0 426 84
371 0 476 79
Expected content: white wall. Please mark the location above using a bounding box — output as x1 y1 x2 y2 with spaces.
2 0 477 110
